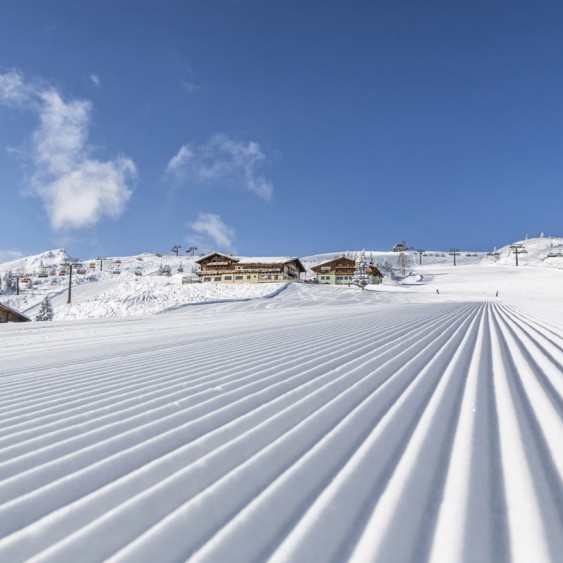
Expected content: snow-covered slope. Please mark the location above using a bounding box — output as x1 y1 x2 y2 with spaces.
0 260 562 562
0 249 75 273
1 237 562 321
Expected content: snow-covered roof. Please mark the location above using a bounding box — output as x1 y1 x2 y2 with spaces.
311 255 353 269
237 256 299 264
0 301 31 322
196 252 304 269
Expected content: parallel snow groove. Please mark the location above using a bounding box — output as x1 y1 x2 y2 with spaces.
0 300 561 562
0 305 468 519
4 305 477 561
0 305 461 441
0 304 454 445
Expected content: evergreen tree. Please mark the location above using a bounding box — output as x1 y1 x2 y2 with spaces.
35 296 54 321
3 270 16 292
158 264 172 276
397 251 408 276
352 250 370 290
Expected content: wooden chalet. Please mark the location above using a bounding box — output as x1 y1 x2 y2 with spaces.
195 252 305 283
0 302 31 323
311 256 383 285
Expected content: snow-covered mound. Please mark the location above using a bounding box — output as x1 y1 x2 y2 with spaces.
0 249 76 274
52 278 287 319
482 236 563 270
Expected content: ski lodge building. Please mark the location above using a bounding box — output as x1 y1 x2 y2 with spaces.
311 256 383 285
195 252 305 284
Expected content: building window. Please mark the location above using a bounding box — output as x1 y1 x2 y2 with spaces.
214 277 221 282
235 275 243 280
204 277 211 282
225 276 232 280
247 275 251 279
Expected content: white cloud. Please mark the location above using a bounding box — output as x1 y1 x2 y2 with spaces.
38 157 136 230
90 74 100 87
0 70 136 231
0 69 32 106
167 133 274 200
166 145 193 173
0 250 24 264
189 213 235 252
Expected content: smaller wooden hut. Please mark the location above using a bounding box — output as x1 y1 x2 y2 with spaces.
0 302 31 323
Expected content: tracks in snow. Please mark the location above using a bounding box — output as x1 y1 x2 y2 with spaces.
0 301 561 562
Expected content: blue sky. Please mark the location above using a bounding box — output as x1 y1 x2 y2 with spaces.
1 1 563 261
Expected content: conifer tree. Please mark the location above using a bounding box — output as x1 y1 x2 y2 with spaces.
352 250 370 290
35 295 54 321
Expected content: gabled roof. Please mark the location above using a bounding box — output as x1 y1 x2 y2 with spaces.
310 255 355 272
196 252 306 272
311 256 383 278
0 302 32 322
368 264 383 278
195 251 238 264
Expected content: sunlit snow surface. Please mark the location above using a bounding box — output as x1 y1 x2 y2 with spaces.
0 259 562 561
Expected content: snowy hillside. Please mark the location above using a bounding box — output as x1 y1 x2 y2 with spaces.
1 236 563 321
0 251 269 320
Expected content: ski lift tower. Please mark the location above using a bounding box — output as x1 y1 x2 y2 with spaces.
416 249 425 265
63 260 82 303
97 256 107 271
509 243 528 266
185 246 197 256
449 248 461 266
171 245 182 256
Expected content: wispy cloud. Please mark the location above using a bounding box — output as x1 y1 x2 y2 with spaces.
166 134 274 200
0 69 136 230
188 212 235 253
0 250 24 264
166 145 193 173
90 74 100 87
0 69 33 106
181 80 201 94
